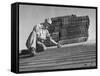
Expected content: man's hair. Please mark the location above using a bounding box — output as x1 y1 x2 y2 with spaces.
45 18 52 23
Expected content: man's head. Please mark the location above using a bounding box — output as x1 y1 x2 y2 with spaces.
44 18 52 29
45 18 52 24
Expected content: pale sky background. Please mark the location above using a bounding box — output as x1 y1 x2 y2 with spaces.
19 5 96 50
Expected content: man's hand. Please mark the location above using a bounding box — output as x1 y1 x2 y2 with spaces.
57 43 62 48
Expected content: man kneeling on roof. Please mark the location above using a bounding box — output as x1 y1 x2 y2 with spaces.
26 18 61 56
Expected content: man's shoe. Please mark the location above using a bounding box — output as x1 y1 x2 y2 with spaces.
30 52 35 57
31 47 37 55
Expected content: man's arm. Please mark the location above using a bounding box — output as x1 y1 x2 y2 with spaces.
49 37 61 48
46 30 61 48
49 37 57 45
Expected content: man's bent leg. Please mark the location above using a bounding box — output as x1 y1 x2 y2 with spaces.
31 31 37 49
37 41 47 51
30 31 37 55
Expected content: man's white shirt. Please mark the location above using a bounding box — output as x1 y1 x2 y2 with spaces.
34 24 50 40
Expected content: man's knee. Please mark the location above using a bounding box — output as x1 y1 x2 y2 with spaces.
37 41 47 50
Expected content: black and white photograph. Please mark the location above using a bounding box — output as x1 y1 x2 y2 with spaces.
11 2 97 73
